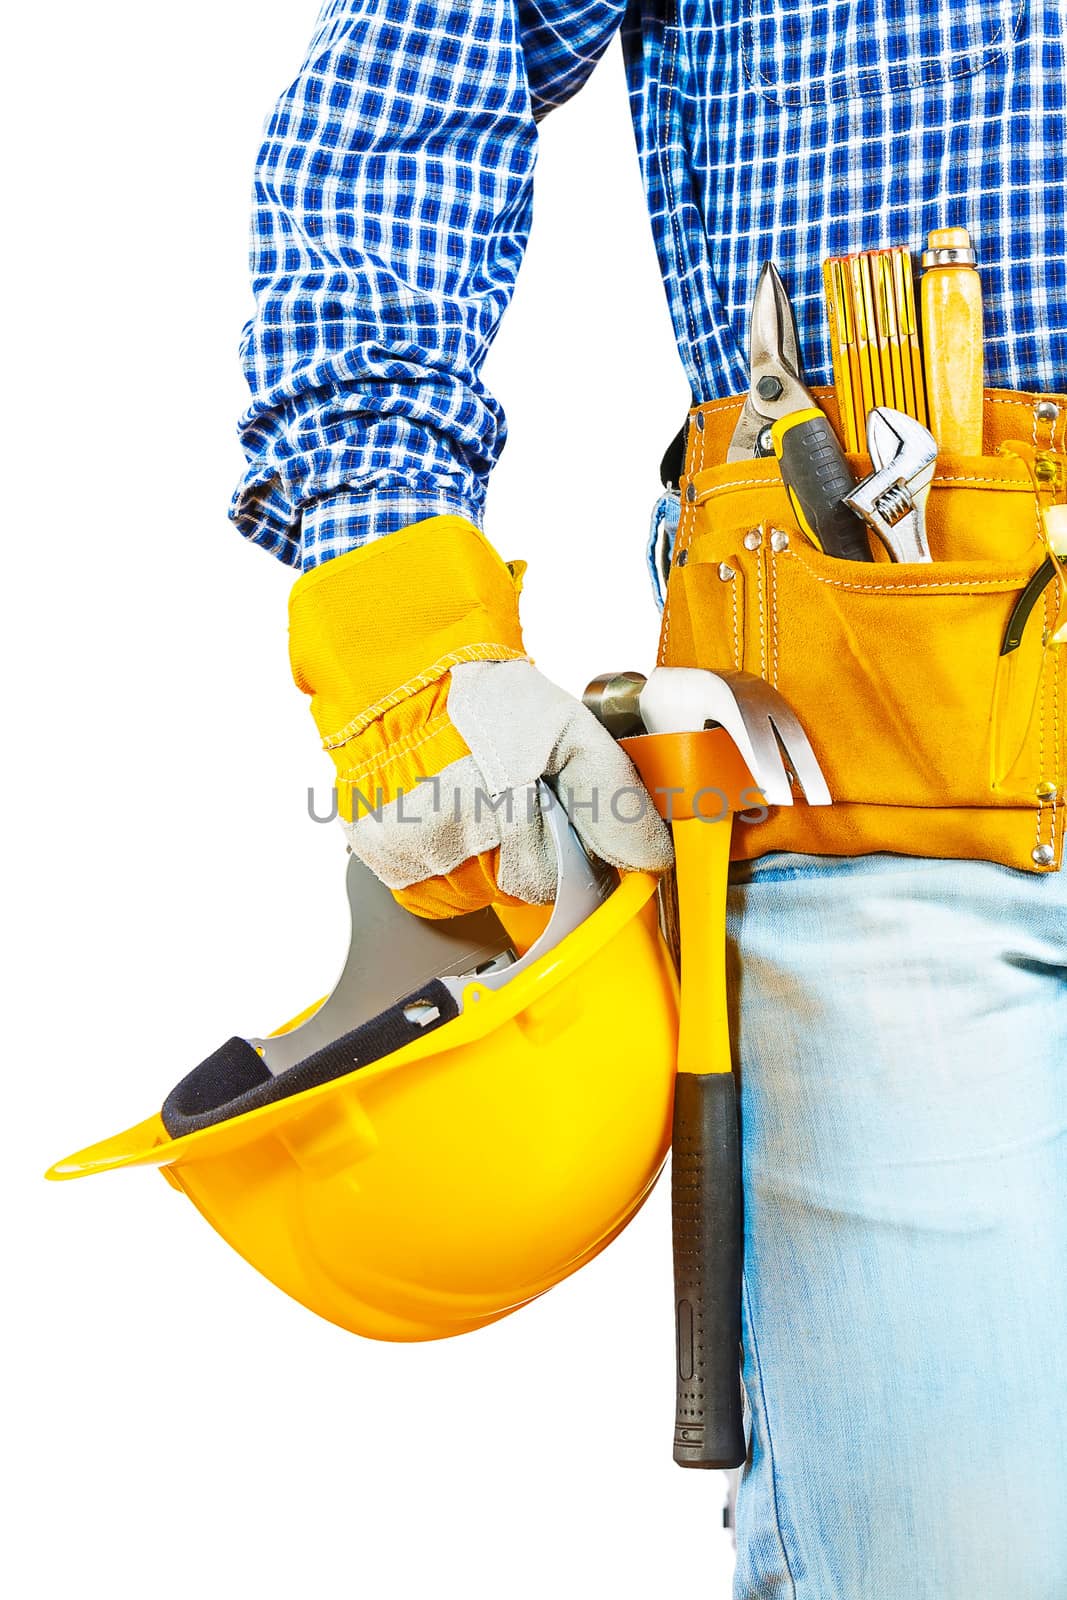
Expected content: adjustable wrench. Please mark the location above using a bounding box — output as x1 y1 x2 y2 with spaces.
845 407 937 563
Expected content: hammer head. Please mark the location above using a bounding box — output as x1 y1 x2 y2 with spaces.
584 667 830 809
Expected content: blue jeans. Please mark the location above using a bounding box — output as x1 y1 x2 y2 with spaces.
726 852 1067 1600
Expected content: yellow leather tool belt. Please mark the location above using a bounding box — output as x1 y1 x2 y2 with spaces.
660 387 1067 874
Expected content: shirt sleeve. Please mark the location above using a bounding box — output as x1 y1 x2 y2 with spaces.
231 0 627 570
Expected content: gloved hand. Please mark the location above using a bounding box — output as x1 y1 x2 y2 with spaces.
289 516 673 916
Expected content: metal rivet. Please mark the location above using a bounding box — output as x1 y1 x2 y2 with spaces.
743 529 763 550
770 528 790 553
1032 843 1056 867
718 562 736 581
1036 400 1060 423
1036 780 1058 800
686 482 697 503
695 412 705 432
675 548 689 567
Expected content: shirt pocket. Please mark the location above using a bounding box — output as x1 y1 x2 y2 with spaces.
741 0 1028 107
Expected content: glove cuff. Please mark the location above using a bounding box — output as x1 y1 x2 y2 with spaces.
288 515 527 748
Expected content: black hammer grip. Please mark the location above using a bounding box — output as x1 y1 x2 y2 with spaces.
672 1070 746 1469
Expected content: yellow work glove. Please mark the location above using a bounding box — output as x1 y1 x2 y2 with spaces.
289 515 673 916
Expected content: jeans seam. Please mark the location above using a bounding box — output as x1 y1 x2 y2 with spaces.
742 1271 799 1599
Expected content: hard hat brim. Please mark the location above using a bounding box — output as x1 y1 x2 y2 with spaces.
48 870 668 1182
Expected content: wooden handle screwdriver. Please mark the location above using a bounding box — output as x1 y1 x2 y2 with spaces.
921 227 985 455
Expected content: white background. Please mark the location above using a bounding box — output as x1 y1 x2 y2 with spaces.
3 3 739 1596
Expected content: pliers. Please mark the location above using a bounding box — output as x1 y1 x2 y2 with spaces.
728 263 873 562
727 262 811 461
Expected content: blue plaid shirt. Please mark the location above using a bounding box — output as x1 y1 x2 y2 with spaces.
233 0 1067 570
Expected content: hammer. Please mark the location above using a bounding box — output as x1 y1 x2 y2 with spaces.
583 667 830 1468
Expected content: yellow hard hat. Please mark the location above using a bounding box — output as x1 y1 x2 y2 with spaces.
48 790 677 1341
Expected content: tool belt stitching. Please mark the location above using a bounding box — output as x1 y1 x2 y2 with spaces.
731 542 742 670
688 473 1034 505
1038 581 1056 849
930 474 1034 488
1054 588 1062 848
1036 492 1059 854
688 477 770 504
321 644 527 751
690 395 750 416
985 392 1067 406
769 538 780 688
781 558 1037 594
1036 584 1047 848
755 528 768 679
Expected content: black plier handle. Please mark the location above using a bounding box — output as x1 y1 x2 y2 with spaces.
771 408 874 562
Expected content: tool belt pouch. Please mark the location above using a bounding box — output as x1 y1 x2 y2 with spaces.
660 388 1067 873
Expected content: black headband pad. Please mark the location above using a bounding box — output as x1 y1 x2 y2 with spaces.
161 981 459 1139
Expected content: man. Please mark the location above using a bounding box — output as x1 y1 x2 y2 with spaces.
233 3 1067 1595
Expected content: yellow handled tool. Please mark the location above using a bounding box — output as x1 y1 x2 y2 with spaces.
584 667 832 1469
921 226 985 455
770 407 873 561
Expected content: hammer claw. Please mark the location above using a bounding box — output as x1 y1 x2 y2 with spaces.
637 668 831 808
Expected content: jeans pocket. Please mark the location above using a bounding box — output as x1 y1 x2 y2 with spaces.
647 490 681 612
741 0 1028 107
